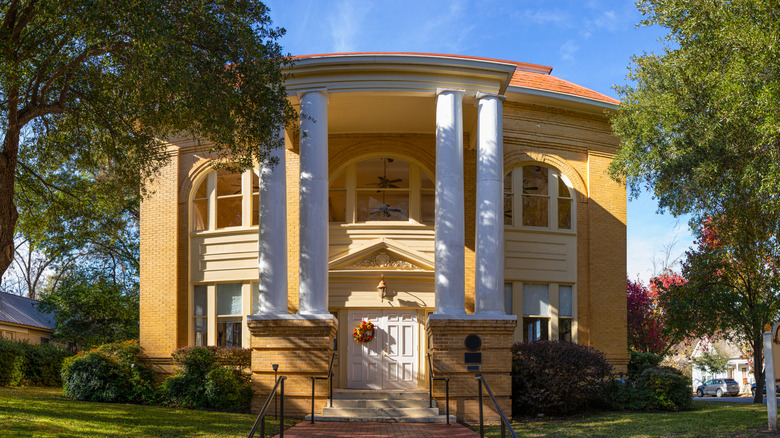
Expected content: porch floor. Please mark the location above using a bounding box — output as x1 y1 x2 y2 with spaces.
274 420 480 437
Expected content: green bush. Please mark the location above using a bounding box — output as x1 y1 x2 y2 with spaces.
627 351 662 379
606 366 692 411
636 367 692 411
61 340 159 404
62 351 133 402
205 368 252 412
512 340 613 415
165 346 252 411
0 339 24 386
18 342 73 386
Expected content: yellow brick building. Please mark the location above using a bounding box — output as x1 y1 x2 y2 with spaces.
139 53 627 419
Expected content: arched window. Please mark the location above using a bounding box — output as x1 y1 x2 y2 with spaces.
329 157 434 224
191 168 259 231
504 164 574 230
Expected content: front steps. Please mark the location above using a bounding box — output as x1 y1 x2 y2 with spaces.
304 389 455 423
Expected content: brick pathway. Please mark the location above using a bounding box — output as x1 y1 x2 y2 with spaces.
274 421 481 438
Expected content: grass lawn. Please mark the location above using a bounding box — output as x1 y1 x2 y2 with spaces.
473 402 778 437
0 386 299 437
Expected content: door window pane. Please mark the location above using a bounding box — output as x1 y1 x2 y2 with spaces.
357 191 409 221
522 196 548 227
523 317 549 342
523 166 548 195
559 318 572 342
504 283 513 316
217 316 242 347
504 172 513 225
523 284 549 316
216 283 242 316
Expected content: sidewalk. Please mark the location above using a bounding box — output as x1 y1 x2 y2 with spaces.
274 421 481 438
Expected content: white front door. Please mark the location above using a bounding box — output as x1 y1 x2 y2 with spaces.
347 310 417 389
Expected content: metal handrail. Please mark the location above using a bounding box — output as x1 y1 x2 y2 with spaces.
426 353 450 425
248 375 286 438
475 374 517 438
310 352 338 424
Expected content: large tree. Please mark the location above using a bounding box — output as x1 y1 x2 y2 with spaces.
0 0 295 278
609 0 780 403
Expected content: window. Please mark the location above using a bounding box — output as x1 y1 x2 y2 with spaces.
191 282 246 348
523 283 549 342
504 165 574 230
191 168 259 231
328 157 434 224
506 282 576 343
559 285 573 341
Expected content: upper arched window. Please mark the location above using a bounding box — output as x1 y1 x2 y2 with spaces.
191 168 259 231
329 157 434 224
504 165 574 230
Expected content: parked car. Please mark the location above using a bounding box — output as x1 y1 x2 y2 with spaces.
696 379 741 397
751 382 780 397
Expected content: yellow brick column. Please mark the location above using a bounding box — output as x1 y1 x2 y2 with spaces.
247 317 337 416
426 317 516 423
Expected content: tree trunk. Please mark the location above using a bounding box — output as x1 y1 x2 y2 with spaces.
753 337 765 404
0 82 20 281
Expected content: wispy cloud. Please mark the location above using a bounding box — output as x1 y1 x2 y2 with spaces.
559 40 579 61
513 8 572 27
329 0 370 52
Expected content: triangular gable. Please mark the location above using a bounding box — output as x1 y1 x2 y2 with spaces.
329 238 434 271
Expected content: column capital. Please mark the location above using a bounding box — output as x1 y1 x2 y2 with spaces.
474 91 506 104
296 87 329 100
436 88 466 97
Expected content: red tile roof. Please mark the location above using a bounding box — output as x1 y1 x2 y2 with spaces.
290 52 619 105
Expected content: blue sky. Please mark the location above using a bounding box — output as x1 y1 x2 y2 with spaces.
265 0 695 283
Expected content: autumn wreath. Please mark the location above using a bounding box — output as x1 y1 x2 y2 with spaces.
353 320 375 343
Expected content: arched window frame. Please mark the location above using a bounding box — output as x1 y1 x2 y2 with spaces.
190 168 260 232
504 164 576 232
329 156 435 225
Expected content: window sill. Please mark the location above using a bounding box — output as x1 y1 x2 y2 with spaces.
329 222 434 229
190 227 258 237
504 226 576 236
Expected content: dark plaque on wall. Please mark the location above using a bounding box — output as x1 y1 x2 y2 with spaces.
464 334 482 351
464 352 482 364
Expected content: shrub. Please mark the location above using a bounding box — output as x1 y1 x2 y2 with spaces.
61 340 159 404
205 368 252 412
62 351 133 402
636 366 692 411
512 340 613 415
165 346 252 411
18 342 73 386
0 339 24 386
627 351 662 379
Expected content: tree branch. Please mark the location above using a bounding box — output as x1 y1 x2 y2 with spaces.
16 161 81 201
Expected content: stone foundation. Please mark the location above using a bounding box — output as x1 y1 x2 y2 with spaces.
426 316 517 424
247 316 338 417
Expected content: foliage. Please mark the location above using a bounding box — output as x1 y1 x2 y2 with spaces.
511 340 613 415
0 339 24 386
657 216 780 403
61 351 133 402
204 368 252 412
627 279 671 355
607 365 691 412
0 338 73 387
0 0 296 279
1 386 298 437
38 265 139 348
627 351 662 380
61 341 156 404
690 346 729 375
165 346 252 411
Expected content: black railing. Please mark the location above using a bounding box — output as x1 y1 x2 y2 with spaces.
475 374 517 438
248 375 286 438
426 353 450 425
309 352 338 424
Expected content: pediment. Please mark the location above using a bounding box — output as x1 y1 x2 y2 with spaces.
329 238 434 271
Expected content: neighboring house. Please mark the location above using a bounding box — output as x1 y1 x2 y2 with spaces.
691 337 752 394
0 291 56 344
139 52 627 419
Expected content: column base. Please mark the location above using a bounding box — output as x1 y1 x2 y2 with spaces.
426 316 517 424
247 315 337 417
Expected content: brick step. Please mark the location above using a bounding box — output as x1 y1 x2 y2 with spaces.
304 413 456 423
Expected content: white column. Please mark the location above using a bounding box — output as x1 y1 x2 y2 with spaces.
433 88 466 315
257 128 288 315
474 92 506 315
298 89 330 315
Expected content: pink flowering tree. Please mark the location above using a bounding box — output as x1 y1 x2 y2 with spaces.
627 278 671 355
